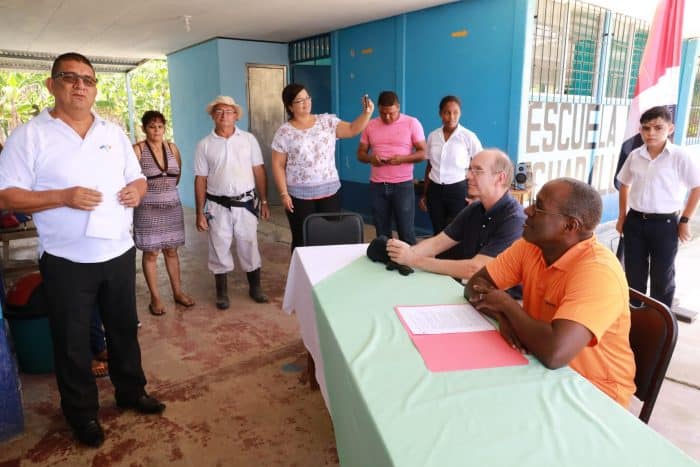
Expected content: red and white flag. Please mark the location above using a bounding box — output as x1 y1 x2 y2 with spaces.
615 0 685 185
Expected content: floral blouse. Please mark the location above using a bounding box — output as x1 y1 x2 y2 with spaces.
271 113 341 199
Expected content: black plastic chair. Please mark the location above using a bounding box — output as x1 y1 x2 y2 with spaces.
300 211 364 390
628 287 678 423
302 212 364 247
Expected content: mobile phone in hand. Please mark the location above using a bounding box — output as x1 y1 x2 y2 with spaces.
362 94 369 110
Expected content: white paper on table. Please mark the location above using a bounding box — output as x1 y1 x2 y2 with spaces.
397 304 495 335
85 188 126 239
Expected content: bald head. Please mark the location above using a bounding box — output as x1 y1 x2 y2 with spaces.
473 149 514 188
467 149 515 209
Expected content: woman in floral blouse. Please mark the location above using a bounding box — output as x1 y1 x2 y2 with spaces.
271 83 374 250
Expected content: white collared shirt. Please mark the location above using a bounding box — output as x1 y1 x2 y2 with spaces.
194 127 263 197
617 141 700 213
0 109 144 263
426 124 482 184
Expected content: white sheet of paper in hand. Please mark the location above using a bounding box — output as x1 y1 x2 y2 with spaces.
85 188 125 239
397 303 494 335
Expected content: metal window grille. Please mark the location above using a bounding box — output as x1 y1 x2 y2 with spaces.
686 61 700 145
605 14 647 101
289 34 331 64
530 0 647 104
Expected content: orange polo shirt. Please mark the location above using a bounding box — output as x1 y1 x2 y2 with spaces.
486 237 636 406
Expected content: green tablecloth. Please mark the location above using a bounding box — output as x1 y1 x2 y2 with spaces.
313 256 698 467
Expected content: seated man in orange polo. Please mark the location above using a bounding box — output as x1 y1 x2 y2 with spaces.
466 177 636 406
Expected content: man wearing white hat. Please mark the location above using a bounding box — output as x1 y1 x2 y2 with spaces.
194 95 271 310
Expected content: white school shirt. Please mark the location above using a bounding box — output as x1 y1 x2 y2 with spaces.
426 124 483 185
194 127 263 197
0 109 144 263
616 141 700 213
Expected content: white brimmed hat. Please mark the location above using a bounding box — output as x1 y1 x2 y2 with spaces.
206 95 244 117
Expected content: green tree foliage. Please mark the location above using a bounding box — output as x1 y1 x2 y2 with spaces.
0 59 172 145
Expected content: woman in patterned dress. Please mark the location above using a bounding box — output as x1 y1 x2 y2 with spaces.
133 111 194 315
271 83 375 250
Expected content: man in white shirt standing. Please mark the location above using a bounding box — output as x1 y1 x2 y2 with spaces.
0 53 165 448
616 105 700 307
194 96 271 310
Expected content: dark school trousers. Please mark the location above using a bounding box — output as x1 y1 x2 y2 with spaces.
622 210 678 308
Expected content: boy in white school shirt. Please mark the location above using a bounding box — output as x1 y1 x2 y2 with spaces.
616 105 700 307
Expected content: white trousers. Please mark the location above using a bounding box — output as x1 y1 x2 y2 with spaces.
205 201 261 274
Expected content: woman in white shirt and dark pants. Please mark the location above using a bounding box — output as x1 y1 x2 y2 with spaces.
420 96 482 235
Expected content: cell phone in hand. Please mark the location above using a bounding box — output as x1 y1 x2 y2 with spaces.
362 94 369 110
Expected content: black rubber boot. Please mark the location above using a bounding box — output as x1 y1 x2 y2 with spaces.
215 274 229 310
246 268 269 303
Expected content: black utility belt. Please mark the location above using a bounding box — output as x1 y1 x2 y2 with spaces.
207 190 255 203
206 192 258 217
628 209 679 220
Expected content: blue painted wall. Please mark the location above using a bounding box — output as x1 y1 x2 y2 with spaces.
331 0 528 231
216 39 288 131
168 40 220 208
168 38 287 208
677 38 699 145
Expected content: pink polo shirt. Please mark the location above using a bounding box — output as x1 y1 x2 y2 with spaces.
360 114 425 183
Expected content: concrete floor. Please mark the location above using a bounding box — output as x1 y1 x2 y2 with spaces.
1 205 699 465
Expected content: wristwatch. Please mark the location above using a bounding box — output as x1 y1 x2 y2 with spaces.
261 200 268 205
680 216 690 224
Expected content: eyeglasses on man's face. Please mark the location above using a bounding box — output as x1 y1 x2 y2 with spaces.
53 71 98 87
213 108 236 115
467 167 502 176
292 95 312 105
530 197 570 218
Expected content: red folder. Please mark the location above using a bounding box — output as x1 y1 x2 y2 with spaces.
395 308 529 372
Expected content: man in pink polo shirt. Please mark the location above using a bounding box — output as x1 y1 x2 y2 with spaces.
357 91 427 244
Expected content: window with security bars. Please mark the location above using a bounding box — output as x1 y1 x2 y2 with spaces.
530 0 648 103
289 35 331 64
606 14 647 100
687 62 700 145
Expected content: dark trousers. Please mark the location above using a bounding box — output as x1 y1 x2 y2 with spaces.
90 307 106 356
426 180 467 234
370 180 416 245
286 192 341 251
622 212 678 308
39 247 147 424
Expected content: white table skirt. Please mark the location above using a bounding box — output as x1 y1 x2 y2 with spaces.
282 244 368 409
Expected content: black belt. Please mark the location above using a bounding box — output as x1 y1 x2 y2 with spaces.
628 209 679 220
206 192 258 217
146 172 178 180
207 190 255 203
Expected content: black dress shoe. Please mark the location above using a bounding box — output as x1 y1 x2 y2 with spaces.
71 419 105 447
116 394 166 414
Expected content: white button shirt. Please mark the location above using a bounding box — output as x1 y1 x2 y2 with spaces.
617 141 700 213
426 124 483 185
194 127 263 197
0 109 144 263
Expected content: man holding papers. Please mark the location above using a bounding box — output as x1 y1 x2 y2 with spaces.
466 178 636 406
0 53 164 447
387 149 524 281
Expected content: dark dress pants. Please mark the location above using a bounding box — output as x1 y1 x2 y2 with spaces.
90 306 106 356
426 179 467 234
622 213 678 308
286 192 341 251
39 247 146 425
